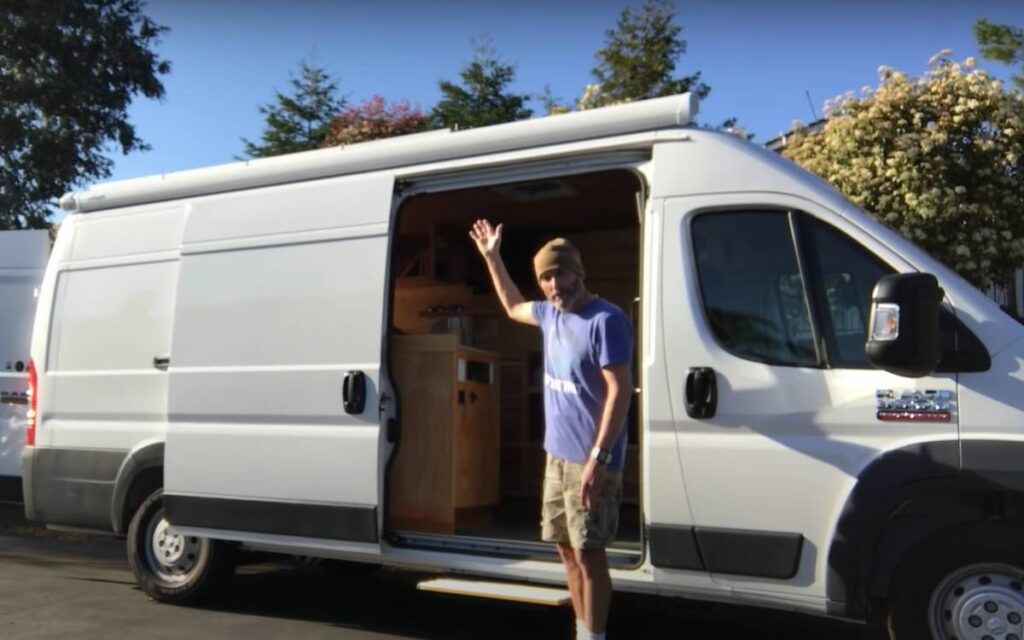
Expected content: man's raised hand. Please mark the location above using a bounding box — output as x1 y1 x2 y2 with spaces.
469 219 503 257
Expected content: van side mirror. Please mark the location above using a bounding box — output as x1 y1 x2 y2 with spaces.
865 273 943 378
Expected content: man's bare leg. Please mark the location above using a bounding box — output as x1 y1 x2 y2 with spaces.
576 548 612 634
557 542 586 625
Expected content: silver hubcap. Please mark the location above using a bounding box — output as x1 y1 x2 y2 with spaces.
146 515 202 583
931 563 1024 640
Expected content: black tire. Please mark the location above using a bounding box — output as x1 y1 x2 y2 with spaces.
887 524 1024 640
126 489 236 604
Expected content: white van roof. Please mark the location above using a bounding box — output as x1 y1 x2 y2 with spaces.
60 93 698 214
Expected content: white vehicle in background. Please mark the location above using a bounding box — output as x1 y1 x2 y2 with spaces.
21 94 1024 640
0 229 49 503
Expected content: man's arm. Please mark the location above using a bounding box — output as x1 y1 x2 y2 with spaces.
581 364 632 509
469 219 537 326
593 365 633 453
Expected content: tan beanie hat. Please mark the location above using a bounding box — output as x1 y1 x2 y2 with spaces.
533 238 585 279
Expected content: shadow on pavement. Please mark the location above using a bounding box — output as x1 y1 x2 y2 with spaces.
1 502 880 640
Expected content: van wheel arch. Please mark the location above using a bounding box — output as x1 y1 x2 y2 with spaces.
118 466 164 535
827 440 1024 620
111 441 164 535
826 440 959 618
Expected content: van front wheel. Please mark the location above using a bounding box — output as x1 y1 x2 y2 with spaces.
887 526 1024 640
126 489 235 603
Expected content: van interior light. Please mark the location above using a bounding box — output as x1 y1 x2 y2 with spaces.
871 303 901 341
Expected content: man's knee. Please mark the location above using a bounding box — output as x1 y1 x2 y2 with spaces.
557 542 579 566
573 548 609 578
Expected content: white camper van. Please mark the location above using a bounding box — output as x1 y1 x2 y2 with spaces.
22 94 1024 639
0 230 49 503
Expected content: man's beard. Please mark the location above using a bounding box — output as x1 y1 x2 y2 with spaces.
551 280 583 311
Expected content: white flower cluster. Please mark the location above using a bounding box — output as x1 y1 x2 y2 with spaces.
784 53 1024 290
575 83 634 111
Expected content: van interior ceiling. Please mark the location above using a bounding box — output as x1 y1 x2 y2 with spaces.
386 168 643 554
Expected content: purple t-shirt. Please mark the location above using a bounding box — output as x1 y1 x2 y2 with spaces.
532 297 633 471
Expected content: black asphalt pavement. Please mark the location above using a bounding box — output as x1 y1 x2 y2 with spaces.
0 503 880 639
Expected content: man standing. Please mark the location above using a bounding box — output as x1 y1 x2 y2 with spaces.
469 219 633 640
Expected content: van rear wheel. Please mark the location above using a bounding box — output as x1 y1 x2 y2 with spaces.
126 488 235 603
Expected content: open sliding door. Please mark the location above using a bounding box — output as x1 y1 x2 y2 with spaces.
164 171 395 548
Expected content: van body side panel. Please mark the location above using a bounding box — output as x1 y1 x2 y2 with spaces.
46 261 178 450
26 206 184 529
28 447 124 529
24 221 77 518
661 193 960 601
164 172 393 543
958 336 1024 476
641 197 724 591
654 136 962 607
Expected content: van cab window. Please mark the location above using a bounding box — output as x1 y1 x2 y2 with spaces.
799 216 893 368
692 211 818 367
692 209 897 370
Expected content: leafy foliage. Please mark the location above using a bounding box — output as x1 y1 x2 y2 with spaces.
0 0 169 228
582 0 709 110
975 16 1024 92
431 39 532 130
242 61 344 158
322 96 429 146
783 53 1024 290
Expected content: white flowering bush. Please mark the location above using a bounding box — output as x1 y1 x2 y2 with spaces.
784 52 1024 290
574 83 632 111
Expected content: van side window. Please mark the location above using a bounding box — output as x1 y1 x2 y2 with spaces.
692 212 818 366
799 216 894 368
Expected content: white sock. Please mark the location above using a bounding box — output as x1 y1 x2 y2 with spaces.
577 625 606 640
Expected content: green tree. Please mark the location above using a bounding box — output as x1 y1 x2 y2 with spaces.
431 39 532 130
975 16 1024 91
582 0 709 110
0 0 169 229
783 53 1024 292
242 61 344 158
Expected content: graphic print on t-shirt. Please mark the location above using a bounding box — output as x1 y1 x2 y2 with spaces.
533 298 633 471
544 324 589 396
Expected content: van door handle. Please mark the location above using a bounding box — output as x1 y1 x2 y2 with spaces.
685 367 717 419
343 371 366 414
153 357 170 371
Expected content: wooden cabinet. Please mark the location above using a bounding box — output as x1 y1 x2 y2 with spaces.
388 334 500 533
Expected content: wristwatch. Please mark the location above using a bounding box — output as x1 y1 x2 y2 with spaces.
590 446 613 465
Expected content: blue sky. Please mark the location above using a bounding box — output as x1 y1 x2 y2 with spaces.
101 0 1023 186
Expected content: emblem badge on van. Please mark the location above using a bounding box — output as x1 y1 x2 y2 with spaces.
875 389 955 423
0 391 29 406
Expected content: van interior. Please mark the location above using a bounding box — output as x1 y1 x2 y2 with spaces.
385 168 643 559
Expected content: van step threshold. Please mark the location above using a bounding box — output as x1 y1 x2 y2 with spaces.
417 578 571 606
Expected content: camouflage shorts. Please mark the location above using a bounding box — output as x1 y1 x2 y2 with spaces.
541 454 623 549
